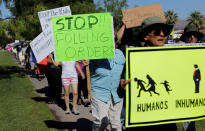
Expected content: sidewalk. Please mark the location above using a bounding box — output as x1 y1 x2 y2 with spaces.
29 76 94 131
15 58 94 131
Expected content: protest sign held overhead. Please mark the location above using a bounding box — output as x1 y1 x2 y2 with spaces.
38 6 71 31
38 6 71 54
52 12 115 61
30 32 52 63
126 45 205 128
122 4 166 28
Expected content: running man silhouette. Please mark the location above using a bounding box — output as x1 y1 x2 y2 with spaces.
134 78 147 97
193 64 201 93
146 75 160 96
160 80 172 94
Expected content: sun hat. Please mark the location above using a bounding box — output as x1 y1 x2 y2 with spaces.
180 24 203 42
138 16 173 38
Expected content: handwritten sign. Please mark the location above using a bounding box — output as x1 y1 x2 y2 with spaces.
38 6 71 31
38 6 71 53
122 4 166 28
30 32 52 62
52 12 115 61
126 45 205 128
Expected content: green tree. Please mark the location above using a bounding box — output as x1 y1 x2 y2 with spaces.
0 0 99 42
0 0 46 40
70 1 99 14
187 11 205 29
165 10 178 25
0 20 12 47
96 0 128 30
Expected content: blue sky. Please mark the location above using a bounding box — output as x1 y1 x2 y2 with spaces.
0 0 205 19
127 0 205 19
0 2 11 18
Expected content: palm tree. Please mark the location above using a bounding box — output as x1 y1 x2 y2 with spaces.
165 10 178 25
187 11 205 29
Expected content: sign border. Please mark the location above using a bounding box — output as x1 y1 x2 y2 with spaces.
126 46 205 126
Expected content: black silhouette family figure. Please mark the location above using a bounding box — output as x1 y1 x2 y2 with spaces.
134 64 201 97
134 75 172 97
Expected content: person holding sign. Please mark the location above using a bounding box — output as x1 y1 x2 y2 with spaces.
89 37 125 131
120 16 177 131
179 24 204 131
51 57 85 115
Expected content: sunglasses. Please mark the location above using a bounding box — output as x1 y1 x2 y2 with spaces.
145 25 169 36
152 28 169 36
141 25 171 39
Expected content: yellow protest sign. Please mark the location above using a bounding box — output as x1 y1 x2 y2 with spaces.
52 13 115 61
126 46 205 128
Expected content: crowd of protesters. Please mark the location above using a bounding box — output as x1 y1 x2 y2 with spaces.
5 41 45 80
3 10 205 131
5 41 91 116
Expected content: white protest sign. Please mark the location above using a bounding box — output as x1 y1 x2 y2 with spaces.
15 40 19 43
38 6 71 31
30 32 52 63
38 6 72 53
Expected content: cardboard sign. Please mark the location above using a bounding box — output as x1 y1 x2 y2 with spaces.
122 4 166 28
51 12 115 61
126 45 205 128
38 6 71 54
30 32 52 62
